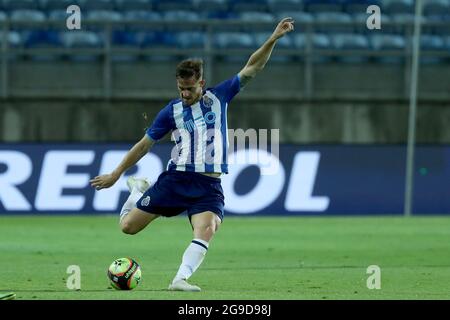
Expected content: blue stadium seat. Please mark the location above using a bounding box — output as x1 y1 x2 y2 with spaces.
382 0 414 15
163 10 200 22
293 33 332 62
60 30 103 61
214 32 254 48
42 0 78 12
254 32 292 48
418 34 447 64
10 10 47 31
304 0 343 13
23 30 64 61
239 12 275 22
0 30 22 47
331 33 370 63
86 10 123 22
343 0 382 14
48 10 69 22
122 10 162 22
370 34 406 63
0 30 22 60
195 0 228 14
275 11 314 25
229 0 269 13
423 0 450 17
214 32 255 63
0 10 6 21
2 0 39 10
10 9 46 22
315 12 354 33
267 0 303 14
111 30 142 62
154 0 195 12
78 0 116 11
239 12 275 31
174 31 206 48
115 0 152 11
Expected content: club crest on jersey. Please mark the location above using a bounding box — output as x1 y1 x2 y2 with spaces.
203 95 213 108
141 196 150 207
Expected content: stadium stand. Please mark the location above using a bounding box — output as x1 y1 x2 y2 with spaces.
0 0 448 65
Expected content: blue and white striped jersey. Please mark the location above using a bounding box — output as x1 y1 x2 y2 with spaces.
146 74 241 174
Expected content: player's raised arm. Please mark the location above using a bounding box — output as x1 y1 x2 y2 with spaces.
238 17 294 88
90 135 155 190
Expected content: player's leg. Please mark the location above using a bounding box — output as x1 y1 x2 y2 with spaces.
119 176 159 234
120 207 160 235
169 211 221 291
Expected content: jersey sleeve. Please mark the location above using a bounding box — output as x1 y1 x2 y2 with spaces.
146 104 173 141
210 74 241 103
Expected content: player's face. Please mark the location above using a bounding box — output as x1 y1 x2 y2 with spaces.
177 76 205 106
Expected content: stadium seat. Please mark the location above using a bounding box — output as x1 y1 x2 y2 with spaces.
153 0 196 12
10 9 46 22
48 9 70 22
195 0 228 13
267 0 303 14
0 30 22 47
229 0 269 13
122 10 162 31
213 32 255 62
60 30 103 61
214 32 254 48
85 10 123 22
315 12 354 33
423 0 450 17
275 11 314 25
303 0 343 13
331 33 370 63
370 33 406 63
110 30 142 62
293 33 332 62
254 31 293 62
343 0 382 14
78 0 116 11
0 30 22 60
10 10 47 32
419 34 446 64
163 10 200 22
22 30 64 61
115 0 152 11
2 0 39 10
42 0 77 12
0 10 6 21
239 12 275 32
174 31 206 48
382 0 414 15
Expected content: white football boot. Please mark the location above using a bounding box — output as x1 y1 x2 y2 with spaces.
126 176 151 193
168 279 201 292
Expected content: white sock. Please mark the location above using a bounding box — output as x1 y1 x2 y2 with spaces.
173 239 209 283
119 187 143 222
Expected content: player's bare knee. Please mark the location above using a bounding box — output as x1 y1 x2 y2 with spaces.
194 222 218 240
120 221 138 235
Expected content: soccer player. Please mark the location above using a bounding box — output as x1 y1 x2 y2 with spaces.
90 18 294 291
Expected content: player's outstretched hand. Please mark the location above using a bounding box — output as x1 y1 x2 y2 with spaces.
90 173 118 190
271 17 295 40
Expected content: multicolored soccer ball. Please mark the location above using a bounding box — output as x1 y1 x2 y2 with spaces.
107 257 142 290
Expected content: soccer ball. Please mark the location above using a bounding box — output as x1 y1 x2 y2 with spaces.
107 257 142 290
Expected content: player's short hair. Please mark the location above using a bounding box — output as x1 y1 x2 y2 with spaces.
176 59 203 81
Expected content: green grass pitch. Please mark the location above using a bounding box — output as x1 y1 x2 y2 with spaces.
1 215 450 300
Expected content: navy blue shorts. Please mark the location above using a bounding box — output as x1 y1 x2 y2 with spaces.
136 170 224 221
